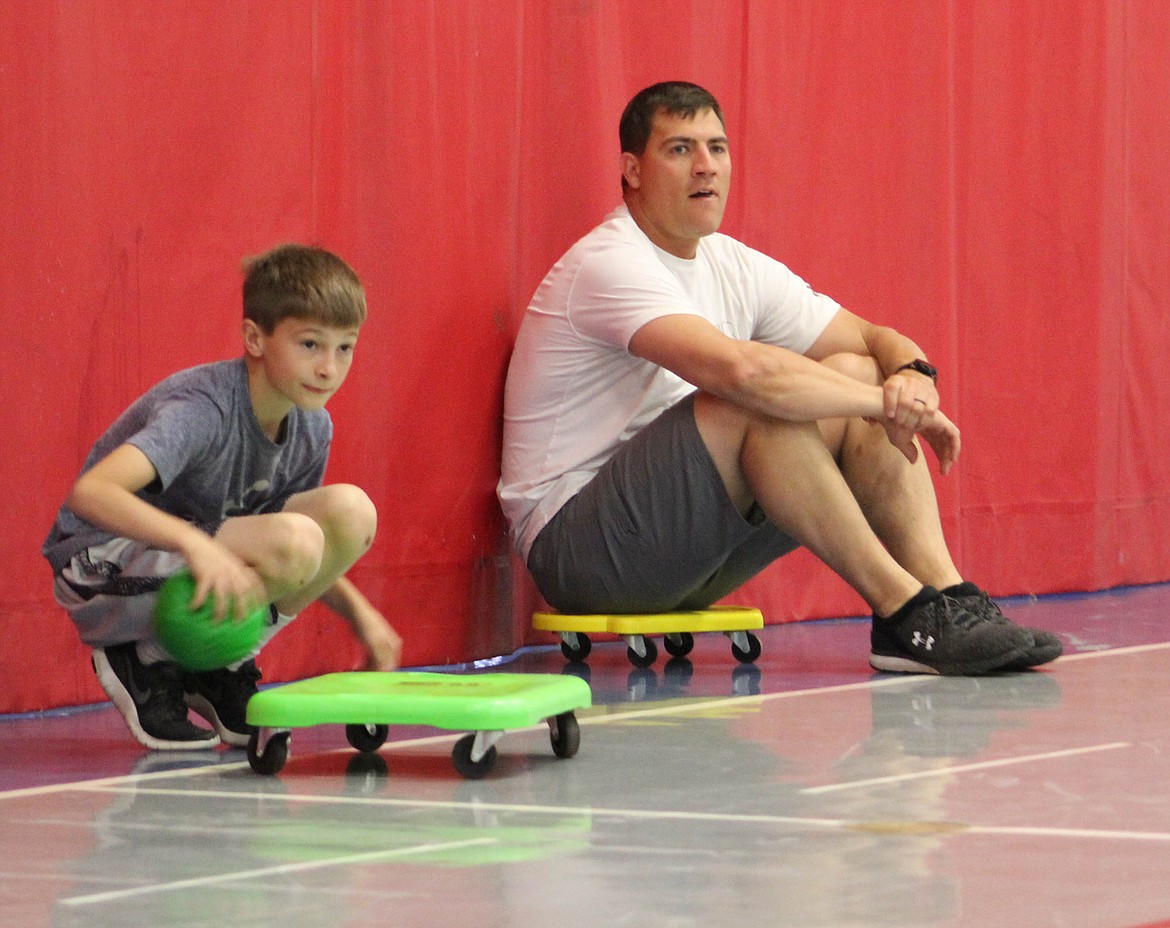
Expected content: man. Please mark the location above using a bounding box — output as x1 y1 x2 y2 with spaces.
499 81 1059 675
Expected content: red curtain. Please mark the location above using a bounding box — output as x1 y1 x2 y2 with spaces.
2 1 1167 712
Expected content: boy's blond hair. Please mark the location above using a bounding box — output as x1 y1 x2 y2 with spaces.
242 244 366 333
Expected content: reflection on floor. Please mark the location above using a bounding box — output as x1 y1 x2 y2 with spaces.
4 584 1170 928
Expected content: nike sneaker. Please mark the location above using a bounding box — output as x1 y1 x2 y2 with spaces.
92 643 220 750
183 659 262 748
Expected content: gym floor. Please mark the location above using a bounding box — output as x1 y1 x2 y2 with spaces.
4 584 1170 928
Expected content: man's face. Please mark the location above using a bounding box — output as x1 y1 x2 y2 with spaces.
621 107 730 258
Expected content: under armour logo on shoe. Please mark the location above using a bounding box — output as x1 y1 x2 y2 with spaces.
911 631 935 651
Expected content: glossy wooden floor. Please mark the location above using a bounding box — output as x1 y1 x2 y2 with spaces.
5 585 1170 928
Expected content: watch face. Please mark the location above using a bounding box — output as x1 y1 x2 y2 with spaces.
901 360 937 381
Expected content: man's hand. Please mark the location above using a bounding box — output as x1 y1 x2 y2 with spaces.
882 407 961 475
881 371 960 474
884 369 937 429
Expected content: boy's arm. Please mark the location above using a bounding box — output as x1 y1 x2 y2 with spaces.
66 443 265 620
318 577 403 671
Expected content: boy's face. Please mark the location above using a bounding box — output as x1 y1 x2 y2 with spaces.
245 316 359 414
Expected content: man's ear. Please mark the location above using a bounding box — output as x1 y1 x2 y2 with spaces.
242 318 265 358
620 151 641 189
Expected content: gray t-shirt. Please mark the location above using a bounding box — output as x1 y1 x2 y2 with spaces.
43 358 332 573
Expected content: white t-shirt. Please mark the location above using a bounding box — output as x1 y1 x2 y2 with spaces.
498 205 841 560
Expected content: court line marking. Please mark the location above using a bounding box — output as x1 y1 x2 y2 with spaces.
57 836 497 907
0 676 926 801
1052 640 1170 661
72 782 1170 846
799 741 1131 794
3 637 1168 803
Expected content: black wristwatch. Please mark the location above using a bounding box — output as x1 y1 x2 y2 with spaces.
894 359 938 383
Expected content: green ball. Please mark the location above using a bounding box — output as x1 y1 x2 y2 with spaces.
154 569 268 671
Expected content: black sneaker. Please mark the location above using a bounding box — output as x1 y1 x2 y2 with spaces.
940 582 1062 669
183 660 261 748
870 586 1034 676
944 582 1062 670
92 644 221 751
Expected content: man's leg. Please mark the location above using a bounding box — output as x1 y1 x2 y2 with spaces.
527 395 798 615
821 354 962 590
695 392 923 618
693 385 1034 675
823 357 1060 669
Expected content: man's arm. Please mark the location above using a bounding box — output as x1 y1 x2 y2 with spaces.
807 308 941 420
629 311 887 421
66 444 265 619
628 307 958 471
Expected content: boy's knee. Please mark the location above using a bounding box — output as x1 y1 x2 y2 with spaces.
268 512 327 579
319 484 378 550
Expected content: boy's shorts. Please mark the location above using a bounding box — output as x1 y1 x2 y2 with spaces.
527 394 799 614
52 538 187 647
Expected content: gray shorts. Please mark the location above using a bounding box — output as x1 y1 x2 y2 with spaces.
527 394 799 614
52 538 187 647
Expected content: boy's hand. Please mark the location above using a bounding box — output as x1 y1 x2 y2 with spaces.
319 578 403 671
183 535 267 622
364 625 403 672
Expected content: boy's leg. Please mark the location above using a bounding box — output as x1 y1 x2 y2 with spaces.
209 484 375 616
182 485 376 746
54 540 220 750
271 484 377 615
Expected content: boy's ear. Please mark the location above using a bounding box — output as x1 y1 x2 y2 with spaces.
242 319 265 358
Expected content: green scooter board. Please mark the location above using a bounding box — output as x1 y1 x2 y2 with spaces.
245 671 592 778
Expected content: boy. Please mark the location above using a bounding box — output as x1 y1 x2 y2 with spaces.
43 244 402 751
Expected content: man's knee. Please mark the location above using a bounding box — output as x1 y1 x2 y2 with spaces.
821 352 882 385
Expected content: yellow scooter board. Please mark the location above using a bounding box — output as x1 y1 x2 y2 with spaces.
245 671 591 778
533 605 764 667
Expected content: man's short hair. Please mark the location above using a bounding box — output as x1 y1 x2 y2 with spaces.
242 244 367 333
619 81 726 156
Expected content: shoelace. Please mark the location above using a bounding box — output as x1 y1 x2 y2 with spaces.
935 597 983 631
965 592 1005 620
